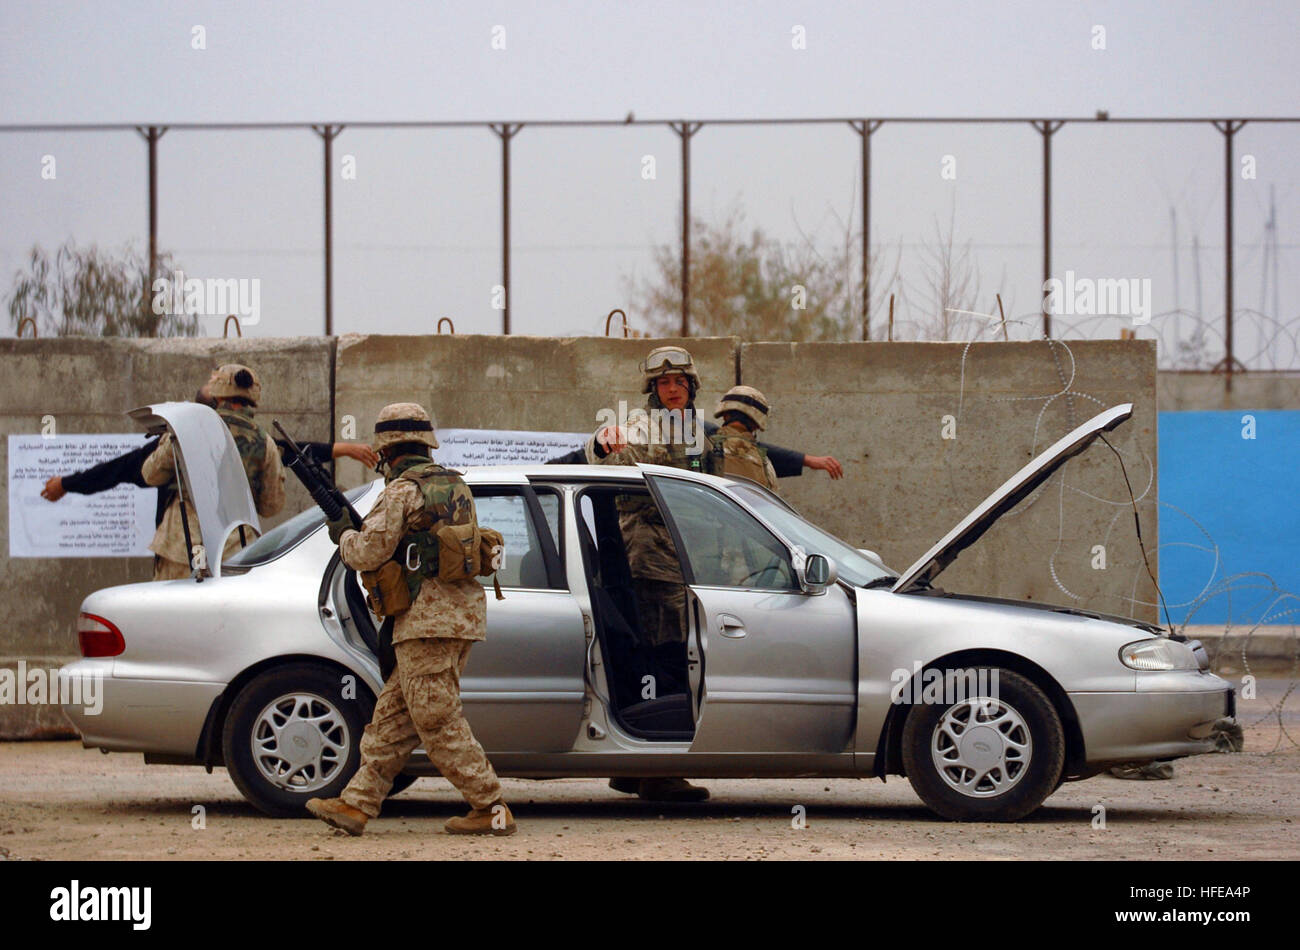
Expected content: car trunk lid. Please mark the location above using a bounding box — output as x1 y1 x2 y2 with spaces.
129 401 261 578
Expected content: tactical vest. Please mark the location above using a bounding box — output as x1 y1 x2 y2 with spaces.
654 415 717 474
390 458 477 601
711 432 771 487
215 407 269 499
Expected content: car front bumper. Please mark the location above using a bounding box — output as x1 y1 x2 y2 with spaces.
1071 672 1236 765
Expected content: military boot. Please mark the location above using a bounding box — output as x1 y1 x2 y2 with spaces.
445 800 517 836
306 797 368 836
1108 762 1175 780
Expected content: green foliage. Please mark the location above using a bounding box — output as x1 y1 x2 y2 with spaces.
629 209 881 342
7 241 199 337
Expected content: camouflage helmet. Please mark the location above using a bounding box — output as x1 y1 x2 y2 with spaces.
714 384 771 431
207 364 261 406
372 402 439 452
640 345 701 394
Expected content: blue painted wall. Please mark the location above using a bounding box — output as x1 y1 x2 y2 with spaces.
1158 410 1300 625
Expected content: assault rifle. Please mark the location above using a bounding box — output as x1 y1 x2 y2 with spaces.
273 421 362 529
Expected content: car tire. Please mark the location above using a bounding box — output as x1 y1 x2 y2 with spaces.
901 667 1064 822
222 663 370 818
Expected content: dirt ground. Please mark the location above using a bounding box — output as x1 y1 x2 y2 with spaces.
2 679 1297 861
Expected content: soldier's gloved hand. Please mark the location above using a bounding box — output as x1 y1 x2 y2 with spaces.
326 513 353 545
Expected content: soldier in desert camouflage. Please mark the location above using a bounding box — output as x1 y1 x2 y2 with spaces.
141 364 285 580
586 346 714 802
710 385 778 492
306 402 515 837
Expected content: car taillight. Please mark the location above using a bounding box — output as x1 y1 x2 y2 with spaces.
78 612 124 657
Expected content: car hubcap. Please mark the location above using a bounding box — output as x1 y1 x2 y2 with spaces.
251 693 349 793
931 697 1032 798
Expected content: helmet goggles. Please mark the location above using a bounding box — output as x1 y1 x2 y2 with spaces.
640 347 694 375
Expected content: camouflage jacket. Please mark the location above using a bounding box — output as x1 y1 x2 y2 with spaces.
711 426 778 492
338 455 486 644
583 401 716 583
140 407 285 567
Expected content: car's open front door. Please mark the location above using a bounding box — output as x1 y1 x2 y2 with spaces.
644 471 856 754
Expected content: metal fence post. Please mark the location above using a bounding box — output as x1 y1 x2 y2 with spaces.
670 122 702 336
312 125 344 336
1211 119 1248 391
849 120 882 340
135 126 167 321
491 123 523 334
1032 120 1065 338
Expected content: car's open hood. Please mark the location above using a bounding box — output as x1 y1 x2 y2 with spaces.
129 401 260 578
891 403 1134 594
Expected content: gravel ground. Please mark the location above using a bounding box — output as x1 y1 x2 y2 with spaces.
1 679 1296 861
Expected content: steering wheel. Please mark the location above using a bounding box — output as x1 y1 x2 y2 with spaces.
739 556 786 587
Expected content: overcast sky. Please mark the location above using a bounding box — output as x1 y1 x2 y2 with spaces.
1 1 1297 364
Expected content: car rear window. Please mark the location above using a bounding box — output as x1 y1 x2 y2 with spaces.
224 484 373 568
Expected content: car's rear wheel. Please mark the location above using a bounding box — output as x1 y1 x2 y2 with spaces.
223 663 371 817
901 667 1064 821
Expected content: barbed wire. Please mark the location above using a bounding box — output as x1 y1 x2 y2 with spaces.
944 325 1297 754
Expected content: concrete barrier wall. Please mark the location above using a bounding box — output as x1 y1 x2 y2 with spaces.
330 334 740 488
1 334 1157 737
1157 371 1300 411
744 340 1160 618
0 337 334 737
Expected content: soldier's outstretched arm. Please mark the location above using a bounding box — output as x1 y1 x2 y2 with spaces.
762 442 808 478
546 446 587 465
586 422 651 466
45 437 161 501
337 480 423 572
584 425 625 463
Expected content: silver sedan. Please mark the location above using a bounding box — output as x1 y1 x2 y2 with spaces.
59 401 1235 821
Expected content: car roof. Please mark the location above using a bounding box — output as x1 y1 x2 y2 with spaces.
466 464 637 483
461 462 750 489
351 463 750 490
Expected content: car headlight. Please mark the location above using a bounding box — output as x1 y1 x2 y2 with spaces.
1119 638 1198 671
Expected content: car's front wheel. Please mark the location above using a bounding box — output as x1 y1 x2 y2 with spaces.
901 667 1064 821
222 663 371 818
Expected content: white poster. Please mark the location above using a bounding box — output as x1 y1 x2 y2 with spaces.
8 434 158 558
434 429 587 468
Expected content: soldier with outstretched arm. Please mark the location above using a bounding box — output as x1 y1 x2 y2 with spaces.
41 380 377 545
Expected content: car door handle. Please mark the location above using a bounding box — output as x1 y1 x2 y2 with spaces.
718 614 746 638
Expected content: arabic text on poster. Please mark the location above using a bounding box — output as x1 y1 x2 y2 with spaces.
434 429 586 468
8 434 157 558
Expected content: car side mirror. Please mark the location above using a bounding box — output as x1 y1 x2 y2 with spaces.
800 553 837 594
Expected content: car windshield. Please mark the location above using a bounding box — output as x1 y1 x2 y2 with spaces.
729 483 896 588
225 484 374 568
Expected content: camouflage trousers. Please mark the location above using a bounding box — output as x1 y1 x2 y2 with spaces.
340 637 502 817
631 578 690 699
152 556 190 581
632 577 687 648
